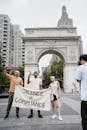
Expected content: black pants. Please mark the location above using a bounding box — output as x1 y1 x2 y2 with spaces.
6 92 19 115
30 109 41 116
81 101 87 130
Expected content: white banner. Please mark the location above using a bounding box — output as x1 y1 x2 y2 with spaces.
13 86 51 111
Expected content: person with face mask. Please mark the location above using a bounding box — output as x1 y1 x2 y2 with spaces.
4 68 23 119
27 71 43 118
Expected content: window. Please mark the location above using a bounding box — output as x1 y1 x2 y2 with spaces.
4 24 8 26
4 20 8 23
4 31 7 33
4 27 7 30
3 53 6 55
3 42 7 44
3 50 6 52
3 38 7 40
3 45 7 47
3 34 7 37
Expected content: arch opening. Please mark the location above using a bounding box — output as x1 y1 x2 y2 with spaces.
38 49 65 90
38 49 65 63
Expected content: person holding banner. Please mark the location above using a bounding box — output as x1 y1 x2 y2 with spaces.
4 68 23 119
27 71 43 118
49 76 62 120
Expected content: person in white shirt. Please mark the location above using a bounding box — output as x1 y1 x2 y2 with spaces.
27 71 43 118
76 54 87 130
49 76 62 121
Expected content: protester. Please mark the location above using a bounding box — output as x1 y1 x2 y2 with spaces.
76 54 87 130
4 68 23 119
49 76 62 120
27 71 43 118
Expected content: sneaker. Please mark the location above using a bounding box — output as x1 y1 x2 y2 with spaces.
4 114 9 119
52 114 57 119
27 115 33 118
58 115 63 121
38 114 43 118
16 114 19 118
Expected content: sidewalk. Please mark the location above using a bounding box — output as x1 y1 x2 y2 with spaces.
0 94 82 130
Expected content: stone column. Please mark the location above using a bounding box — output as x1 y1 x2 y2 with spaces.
64 64 78 93
24 46 39 86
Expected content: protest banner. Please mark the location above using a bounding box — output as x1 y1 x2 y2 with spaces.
13 86 51 111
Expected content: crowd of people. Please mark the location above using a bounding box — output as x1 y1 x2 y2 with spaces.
3 54 87 130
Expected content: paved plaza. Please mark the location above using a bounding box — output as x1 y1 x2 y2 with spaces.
0 94 82 130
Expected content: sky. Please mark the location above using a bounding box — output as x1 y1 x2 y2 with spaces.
0 0 87 68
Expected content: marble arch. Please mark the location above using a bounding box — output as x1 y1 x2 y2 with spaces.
23 6 82 92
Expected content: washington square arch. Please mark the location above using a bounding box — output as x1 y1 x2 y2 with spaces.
23 6 82 93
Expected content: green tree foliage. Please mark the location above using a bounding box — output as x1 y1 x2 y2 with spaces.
51 61 64 79
42 71 51 88
0 47 10 92
0 52 4 85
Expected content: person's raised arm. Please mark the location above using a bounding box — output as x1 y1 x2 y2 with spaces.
4 67 12 79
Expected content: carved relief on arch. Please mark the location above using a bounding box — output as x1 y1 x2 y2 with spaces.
35 48 45 62
67 46 78 62
25 47 35 63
